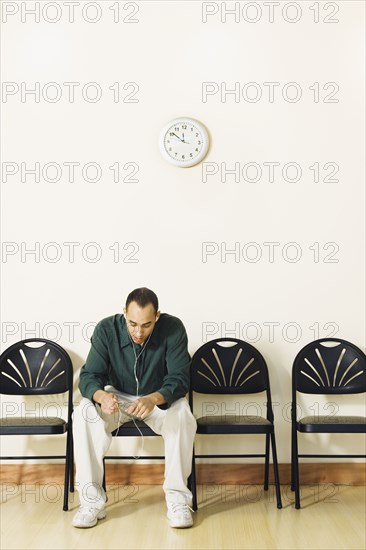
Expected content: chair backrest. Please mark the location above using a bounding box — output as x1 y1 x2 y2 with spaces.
292 338 366 395
0 339 73 396
190 338 270 395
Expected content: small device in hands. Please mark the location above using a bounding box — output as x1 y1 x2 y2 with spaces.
117 400 143 421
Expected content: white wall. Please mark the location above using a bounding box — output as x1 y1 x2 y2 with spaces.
1 0 365 463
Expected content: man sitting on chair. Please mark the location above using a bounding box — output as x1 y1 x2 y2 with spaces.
72 287 196 529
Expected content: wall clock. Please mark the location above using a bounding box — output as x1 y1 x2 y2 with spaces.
159 117 210 167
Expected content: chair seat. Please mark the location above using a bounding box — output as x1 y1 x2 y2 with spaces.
298 415 366 433
0 417 67 435
196 415 273 434
111 420 158 437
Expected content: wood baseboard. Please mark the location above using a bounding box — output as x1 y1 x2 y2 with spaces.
0 463 365 485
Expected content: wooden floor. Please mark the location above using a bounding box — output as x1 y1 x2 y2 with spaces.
1 484 365 550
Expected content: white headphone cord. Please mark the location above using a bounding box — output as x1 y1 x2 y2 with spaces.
128 330 153 397
115 407 145 459
116 329 154 457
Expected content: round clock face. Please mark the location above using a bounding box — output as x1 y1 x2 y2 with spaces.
159 117 209 167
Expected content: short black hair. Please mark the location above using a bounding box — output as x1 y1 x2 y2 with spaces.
125 287 159 313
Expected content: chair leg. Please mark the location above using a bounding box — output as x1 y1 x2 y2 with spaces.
291 422 301 508
63 468 69 511
102 457 106 492
291 424 295 492
190 448 198 511
264 433 270 491
69 427 74 492
63 431 72 511
270 432 282 509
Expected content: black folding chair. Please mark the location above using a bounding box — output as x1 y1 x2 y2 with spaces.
291 338 366 508
102 417 194 493
101 411 164 489
189 338 282 510
0 338 74 510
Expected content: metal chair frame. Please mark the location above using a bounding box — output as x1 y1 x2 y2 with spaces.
0 338 74 511
291 337 366 509
189 338 282 511
103 421 164 490
102 418 193 493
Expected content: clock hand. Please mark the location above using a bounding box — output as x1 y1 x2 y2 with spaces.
172 132 184 142
180 132 191 144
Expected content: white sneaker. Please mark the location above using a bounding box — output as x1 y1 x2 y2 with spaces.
167 502 193 528
72 506 106 528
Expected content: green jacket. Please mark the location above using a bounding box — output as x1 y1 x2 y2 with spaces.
79 313 191 407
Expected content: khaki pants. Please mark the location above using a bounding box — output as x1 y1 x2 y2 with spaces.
73 390 197 510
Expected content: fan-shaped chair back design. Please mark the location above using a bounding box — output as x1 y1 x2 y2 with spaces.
291 338 366 509
1 340 72 395
191 339 268 395
294 339 365 394
0 339 74 510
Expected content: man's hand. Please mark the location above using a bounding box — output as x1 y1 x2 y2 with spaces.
124 392 166 419
93 390 166 419
94 390 118 415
